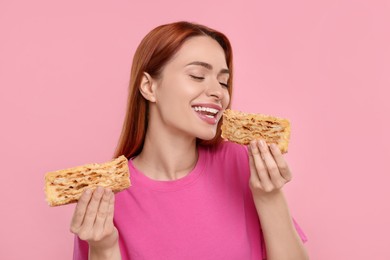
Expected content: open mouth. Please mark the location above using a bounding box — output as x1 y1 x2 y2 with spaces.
192 106 219 118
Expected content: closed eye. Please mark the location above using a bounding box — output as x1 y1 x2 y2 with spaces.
190 75 228 88
190 75 204 80
219 82 229 88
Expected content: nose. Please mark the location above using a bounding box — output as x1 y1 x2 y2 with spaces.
206 80 224 100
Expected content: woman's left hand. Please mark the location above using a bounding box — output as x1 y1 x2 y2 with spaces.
248 139 292 196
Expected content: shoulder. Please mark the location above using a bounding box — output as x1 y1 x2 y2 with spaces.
212 140 248 157
199 141 251 188
200 141 249 163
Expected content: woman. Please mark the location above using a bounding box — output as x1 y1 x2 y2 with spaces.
71 21 308 260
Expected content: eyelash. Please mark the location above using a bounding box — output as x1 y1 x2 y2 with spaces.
190 75 204 80
219 82 229 88
190 75 229 88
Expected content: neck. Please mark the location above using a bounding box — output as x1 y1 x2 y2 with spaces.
133 126 198 181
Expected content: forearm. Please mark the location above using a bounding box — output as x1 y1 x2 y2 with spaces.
253 190 309 260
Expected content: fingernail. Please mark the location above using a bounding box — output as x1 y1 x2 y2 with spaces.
85 189 92 195
250 141 257 149
258 139 266 148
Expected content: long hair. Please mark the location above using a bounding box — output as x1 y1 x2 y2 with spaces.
114 21 234 159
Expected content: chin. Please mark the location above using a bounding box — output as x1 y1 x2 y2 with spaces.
196 129 218 141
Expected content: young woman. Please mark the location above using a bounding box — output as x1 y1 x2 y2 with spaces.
71 21 308 260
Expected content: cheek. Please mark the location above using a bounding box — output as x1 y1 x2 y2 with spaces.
223 90 231 108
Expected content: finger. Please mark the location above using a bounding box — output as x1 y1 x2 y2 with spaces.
258 140 286 189
81 186 105 232
93 188 112 231
270 143 292 181
248 145 263 190
250 140 274 191
104 191 115 231
70 189 92 233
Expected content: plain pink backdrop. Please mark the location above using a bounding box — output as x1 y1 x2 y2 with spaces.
1 0 389 259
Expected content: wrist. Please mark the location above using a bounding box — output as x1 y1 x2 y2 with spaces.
89 237 120 260
88 229 120 259
251 188 284 203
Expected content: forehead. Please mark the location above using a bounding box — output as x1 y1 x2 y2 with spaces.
168 36 228 69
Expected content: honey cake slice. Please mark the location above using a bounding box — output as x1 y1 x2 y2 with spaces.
45 155 130 206
221 109 291 153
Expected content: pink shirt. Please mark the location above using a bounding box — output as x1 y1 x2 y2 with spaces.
73 141 307 259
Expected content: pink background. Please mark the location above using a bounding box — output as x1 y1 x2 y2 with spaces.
1 0 389 259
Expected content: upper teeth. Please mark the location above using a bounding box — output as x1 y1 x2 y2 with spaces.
193 106 219 114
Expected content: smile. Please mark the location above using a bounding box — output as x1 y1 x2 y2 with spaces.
192 106 219 118
192 105 221 125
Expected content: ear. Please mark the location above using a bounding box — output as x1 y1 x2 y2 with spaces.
139 72 157 102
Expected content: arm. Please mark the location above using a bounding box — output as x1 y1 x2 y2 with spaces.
248 140 309 260
71 187 122 260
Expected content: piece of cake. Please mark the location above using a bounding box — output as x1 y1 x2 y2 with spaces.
221 109 291 153
44 155 130 206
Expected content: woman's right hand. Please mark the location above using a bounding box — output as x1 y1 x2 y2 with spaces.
70 186 120 259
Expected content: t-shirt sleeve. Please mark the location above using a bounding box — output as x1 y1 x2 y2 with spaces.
293 217 308 243
73 236 89 260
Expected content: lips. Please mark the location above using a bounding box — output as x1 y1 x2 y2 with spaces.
193 106 219 116
191 103 222 125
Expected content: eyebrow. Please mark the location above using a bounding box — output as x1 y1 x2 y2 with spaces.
186 61 230 74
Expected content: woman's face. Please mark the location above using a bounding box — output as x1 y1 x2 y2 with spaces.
151 36 230 141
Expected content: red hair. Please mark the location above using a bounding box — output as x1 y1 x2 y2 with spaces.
114 21 234 158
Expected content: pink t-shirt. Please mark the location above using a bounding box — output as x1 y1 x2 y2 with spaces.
73 141 307 259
